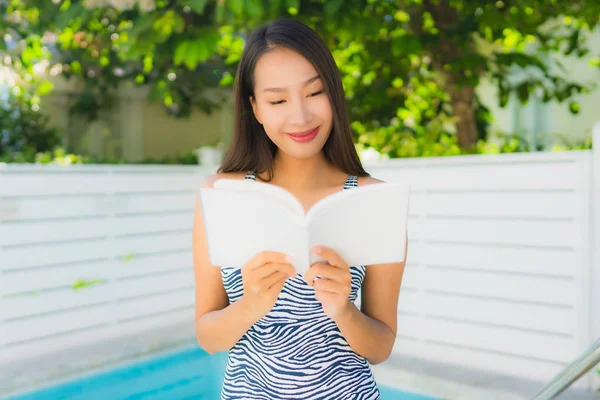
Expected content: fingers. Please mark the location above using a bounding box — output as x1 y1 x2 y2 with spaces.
267 274 288 296
314 290 337 304
254 262 296 280
262 271 289 292
312 246 348 270
312 277 344 294
246 251 293 271
248 271 288 295
304 263 349 286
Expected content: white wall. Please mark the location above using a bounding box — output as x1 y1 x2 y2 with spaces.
42 77 232 163
1 134 599 391
477 28 600 146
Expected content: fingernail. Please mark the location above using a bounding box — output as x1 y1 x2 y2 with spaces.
285 255 293 263
313 247 321 255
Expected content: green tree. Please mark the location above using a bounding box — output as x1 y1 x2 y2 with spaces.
1 0 599 154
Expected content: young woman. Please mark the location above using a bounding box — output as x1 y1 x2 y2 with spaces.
193 18 407 400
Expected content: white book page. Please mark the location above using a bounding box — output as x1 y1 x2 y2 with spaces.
307 183 410 267
199 187 310 274
213 178 304 217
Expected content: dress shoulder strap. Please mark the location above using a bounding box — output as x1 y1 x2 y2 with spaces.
244 171 256 181
343 175 358 190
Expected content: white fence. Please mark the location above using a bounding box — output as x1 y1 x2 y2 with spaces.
366 145 599 390
0 126 598 392
0 166 207 367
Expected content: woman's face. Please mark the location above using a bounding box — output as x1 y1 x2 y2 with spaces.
250 47 333 160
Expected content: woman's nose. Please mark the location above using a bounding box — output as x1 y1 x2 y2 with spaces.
288 98 313 126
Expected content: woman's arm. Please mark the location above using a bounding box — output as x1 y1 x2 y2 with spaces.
333 236 407 364
193 173 295 354
193 174 258 354
303 176 408 364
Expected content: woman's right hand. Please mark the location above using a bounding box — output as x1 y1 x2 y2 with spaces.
240 251 296 321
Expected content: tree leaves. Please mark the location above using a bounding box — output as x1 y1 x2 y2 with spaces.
36 80 54 96
6 0 600 150
54 2 85 30
228 0 245 15
188 0 209 14
174 28 221 70
324 0 344 17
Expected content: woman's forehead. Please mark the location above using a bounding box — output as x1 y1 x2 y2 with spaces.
254 48 319 91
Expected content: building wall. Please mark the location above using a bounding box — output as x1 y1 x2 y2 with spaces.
141 97 233 160
40 78 233 163
477 27 600 146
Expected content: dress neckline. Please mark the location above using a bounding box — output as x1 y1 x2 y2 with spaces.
244 171 358 190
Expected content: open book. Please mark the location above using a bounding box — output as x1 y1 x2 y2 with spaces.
198 178 410 275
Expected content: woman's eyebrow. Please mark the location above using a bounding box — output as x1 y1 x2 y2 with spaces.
263 75 321 93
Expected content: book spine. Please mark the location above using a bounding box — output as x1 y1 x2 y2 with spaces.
300 224 310 275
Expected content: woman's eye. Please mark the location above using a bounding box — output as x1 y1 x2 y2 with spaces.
269 91 322 105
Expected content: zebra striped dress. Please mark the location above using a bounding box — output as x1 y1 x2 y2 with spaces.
219 171 381 400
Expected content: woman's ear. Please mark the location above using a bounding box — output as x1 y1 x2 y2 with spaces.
250 96 262 125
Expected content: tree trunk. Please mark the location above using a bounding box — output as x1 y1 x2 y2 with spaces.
449 85 478 149
423 0 480 150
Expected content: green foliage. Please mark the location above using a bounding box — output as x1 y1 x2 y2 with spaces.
356 130 591 160
0 83 62 161
1 0 599 157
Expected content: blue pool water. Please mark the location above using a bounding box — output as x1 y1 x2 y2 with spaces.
7 347 438 399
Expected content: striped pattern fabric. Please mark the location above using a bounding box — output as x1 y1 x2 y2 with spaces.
220 171 380 399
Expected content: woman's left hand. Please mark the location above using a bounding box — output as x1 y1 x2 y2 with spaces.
304 246 353 320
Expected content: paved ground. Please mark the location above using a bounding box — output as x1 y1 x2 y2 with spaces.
376 354 599 400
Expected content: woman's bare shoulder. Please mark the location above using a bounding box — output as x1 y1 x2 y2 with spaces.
202 171 249 188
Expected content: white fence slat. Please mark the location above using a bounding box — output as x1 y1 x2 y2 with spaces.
111 232 190 257
1 240 110 271
422 292 576 336
591 122 600 390
3 285 112 319
2 260 112 294
423 192 578 219
112 270 193 300
424 218 578 248
1 170 112 196
421 317 577 363
0 196 105 222
392 339 568 384
2 304 114 345
396 313 425 340
111 213 192 237
0 309 192 365
397 288 420 314
421 268 576 306
113 193 194 214
110 170 200 193
112 253 191 279
416 242 577 277
114 290 194 322
367 155 585 190
0 218 111 247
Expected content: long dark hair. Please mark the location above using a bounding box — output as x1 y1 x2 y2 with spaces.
217 18 369 181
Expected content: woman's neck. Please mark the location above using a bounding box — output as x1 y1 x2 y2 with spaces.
261 151 344 191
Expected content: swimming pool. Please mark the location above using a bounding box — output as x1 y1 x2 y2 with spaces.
6 346 438 399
